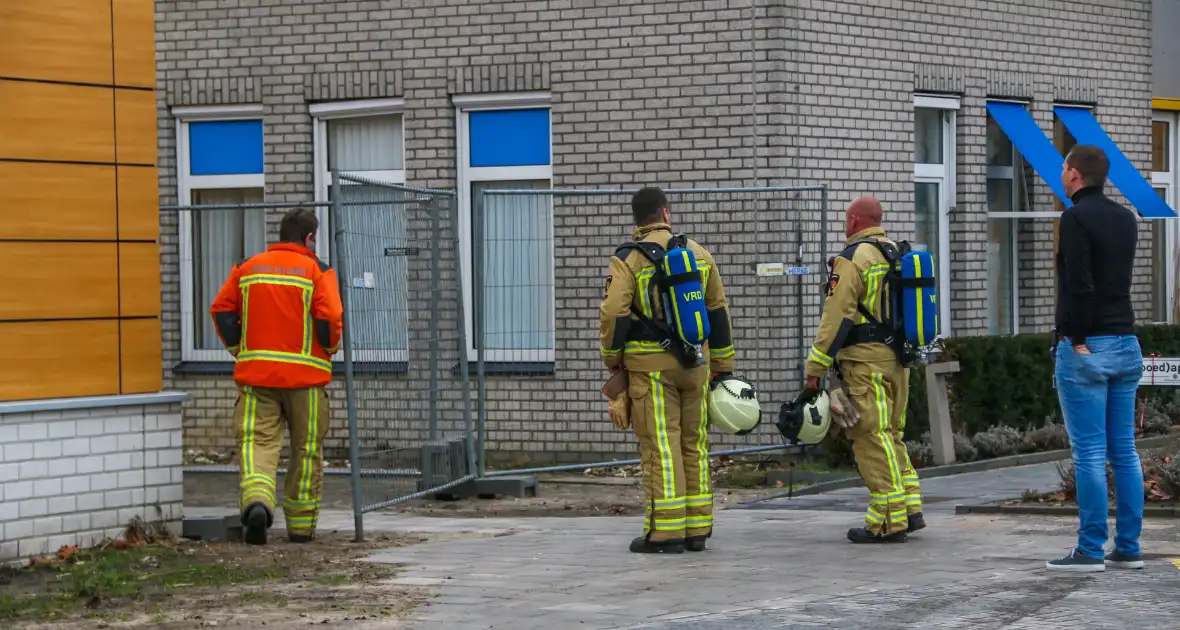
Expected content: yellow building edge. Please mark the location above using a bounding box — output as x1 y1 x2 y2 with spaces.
1154 97 1180 111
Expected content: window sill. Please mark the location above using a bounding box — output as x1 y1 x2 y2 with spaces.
453 362 556 376
172 361 409 376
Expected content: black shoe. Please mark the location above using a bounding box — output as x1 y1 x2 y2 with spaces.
1104 549 1144 570
906 513 926 533
288 534 313 544
630 537 685 554
685 536 708 552
1045 548 1105 573
847 527 907 544
242 503 270 546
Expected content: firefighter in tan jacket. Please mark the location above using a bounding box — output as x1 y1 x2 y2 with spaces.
805 195 924 544
599 187 735 554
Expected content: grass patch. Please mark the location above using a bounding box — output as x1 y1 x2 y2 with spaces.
0 543 287 622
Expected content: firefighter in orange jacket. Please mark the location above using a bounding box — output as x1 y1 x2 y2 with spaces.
210 207 344 546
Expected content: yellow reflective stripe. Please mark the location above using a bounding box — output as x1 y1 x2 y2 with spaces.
625 341 665 354
686 515 713 527
696 383 710 494
283 497 321 509
653 496 686 507
650 372 675 500
241 388 257 482
239 274 315 290
227 344 240 355
869 491 905 502
809 347 833 368
240 286 250 352
906 496 923 506
711 345 735 358
636 269 655 319
872 373 905 499
298 388 318 504
600 346 622 357
913 259 925 345
653 517 686 531
238 350 332 372
860 266 889 323
301 287 313 356
243 473 275 486
686 494 712 507
865 510 884 525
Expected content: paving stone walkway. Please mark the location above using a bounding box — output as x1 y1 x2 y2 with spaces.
743 462 1064 514
186 464 1180 629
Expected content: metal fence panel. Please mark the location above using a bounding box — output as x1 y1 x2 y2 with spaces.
165 177 475 541
474 186 829 478
330 174 475 526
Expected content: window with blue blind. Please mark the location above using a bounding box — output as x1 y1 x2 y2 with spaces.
188 120 264 176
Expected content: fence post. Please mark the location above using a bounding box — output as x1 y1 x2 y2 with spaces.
925 360 960 466
427 196 441 443
475 190 487 477
332 171 365 542
448 193 477 478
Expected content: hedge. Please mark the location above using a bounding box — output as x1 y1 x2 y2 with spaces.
910 324 1180 438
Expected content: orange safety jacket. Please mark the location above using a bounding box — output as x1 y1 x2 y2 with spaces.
210 242 344 389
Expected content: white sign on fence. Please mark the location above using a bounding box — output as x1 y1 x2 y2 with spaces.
1141 357 1180 387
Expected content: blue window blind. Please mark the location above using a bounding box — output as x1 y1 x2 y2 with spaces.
469 109 551 168
189 120 264 176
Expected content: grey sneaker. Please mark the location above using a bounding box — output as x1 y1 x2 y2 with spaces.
1104 550 1144 569
1045 548 1105 573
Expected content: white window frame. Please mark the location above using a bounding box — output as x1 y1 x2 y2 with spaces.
174 104 266 363
311 98 409 362
912 94 957 338
1151 110 1179 324
983 102 1032 335
454 91 554 364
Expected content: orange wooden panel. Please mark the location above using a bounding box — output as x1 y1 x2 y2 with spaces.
117 166 159 241
0 243 118 320
115 89 158 165
0 162 117 240
0 81 115 163
0 320 120 401
120 318 162 394
119 242 161 317
113 0 155 89
0 1 113 85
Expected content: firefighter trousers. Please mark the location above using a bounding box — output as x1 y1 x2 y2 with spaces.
842 359 922 536
628 365 712 542
234 384 330 538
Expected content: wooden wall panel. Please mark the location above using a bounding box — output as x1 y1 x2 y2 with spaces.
117 166 159 241
0 243 119 320
0 1 113 86
0 163 117 240
113 0 156 89
119 243 161 317
115 89 158 165
120 318 162 394
0 320 120 401
0 81 115 163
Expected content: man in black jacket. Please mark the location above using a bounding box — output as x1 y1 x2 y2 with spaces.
1046 145 1145 573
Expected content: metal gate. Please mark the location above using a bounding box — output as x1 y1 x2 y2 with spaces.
470 185 830 478
329 174 475 537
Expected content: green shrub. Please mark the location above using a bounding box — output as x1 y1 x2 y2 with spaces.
933 324 1180 435
1019 420 1070 453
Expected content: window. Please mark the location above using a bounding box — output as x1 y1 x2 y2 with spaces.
912 95 957 338
311 99 408 362
455 92 554 364
1152 111 1179 323
174 105 266 362
984 109 1030 335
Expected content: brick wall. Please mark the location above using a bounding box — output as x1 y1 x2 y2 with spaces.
157 0 1160 464
0 402 184 564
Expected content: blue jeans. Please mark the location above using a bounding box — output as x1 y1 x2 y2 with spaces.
1055 335 1144 559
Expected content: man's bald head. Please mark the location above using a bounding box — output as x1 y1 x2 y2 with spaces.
845 195 883 238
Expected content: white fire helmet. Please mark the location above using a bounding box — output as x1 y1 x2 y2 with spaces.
707 374 762 435
776 390 832 446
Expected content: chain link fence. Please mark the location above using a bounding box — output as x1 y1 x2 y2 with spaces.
472 185 830 478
